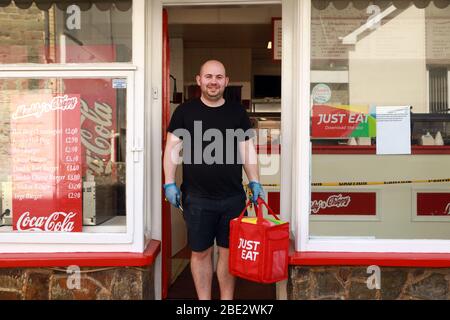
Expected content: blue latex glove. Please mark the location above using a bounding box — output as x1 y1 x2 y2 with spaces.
163 183 181 208
248 181 265 204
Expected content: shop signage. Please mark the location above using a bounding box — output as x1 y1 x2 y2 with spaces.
11 94 82 232
272 18 282 61
63 47 118 177
310 192 376 215
268 191 377 216
311 104 376 138
312 83 331 104
417 193 450 216
376 106 411 155
75 82 117 177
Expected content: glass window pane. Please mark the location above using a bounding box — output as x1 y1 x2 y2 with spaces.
310 0 450 240
0 77 127 232
0 1 132 64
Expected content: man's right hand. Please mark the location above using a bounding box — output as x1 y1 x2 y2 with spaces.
163 183 181 208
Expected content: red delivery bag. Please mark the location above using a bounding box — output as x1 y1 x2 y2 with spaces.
229 197 289 283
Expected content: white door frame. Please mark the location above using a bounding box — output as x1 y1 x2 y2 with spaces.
147 0 302 300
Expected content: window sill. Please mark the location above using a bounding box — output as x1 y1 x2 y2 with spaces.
83 216 127 233
0 240 160 268
312 145 450 155
0 63 137 71
289 251 450 268
256 145 450 155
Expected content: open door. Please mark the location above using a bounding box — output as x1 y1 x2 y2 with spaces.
161 3 283 299
161 8 171 300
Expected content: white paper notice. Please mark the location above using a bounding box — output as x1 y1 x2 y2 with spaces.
376 106 411 155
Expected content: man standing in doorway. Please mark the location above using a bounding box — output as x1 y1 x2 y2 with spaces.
163 60 264 300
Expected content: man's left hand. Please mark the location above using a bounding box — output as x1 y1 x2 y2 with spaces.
248 181 265 204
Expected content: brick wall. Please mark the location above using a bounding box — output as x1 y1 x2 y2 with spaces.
0 4 49 182
0 265 155 300
0 4 47 63
288 266 450 300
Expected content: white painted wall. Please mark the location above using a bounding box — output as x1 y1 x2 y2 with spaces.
349 6 427 113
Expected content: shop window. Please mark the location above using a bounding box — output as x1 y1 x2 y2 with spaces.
309 0 450 241
0 76 128 233
0 1 132 64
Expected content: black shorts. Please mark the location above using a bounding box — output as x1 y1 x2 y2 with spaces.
181 193 247 252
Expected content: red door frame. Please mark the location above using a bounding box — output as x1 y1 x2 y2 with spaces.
161 8 172 299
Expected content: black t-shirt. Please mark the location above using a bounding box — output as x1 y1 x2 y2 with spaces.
167 98 253 199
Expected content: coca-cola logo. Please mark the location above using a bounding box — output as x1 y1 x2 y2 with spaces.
16 211 76 232
80 99 113 175
311 194 351 214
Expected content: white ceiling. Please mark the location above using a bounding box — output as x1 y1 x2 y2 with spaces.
167 4 281 60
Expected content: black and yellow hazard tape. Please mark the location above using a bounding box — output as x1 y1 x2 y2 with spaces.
257 179 450 188
311 178 450 187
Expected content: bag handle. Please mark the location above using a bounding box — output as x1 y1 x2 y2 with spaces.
237 197 280 221
256 197 281 221
238 200 253 219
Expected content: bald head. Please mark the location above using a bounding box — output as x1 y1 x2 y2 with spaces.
199 60 227 77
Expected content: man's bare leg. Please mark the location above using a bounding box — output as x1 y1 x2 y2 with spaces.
191 246 213 300
216 246 235 300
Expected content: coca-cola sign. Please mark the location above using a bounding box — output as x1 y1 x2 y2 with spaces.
11 94 82 232
311 192 376 215
417 193 450 216
17 211 76 232
63 47 117 177
80 99 114 175
63 79 117 177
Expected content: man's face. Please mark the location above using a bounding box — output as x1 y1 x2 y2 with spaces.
196 62 229 101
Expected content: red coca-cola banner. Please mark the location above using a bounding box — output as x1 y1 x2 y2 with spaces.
63 46 117 177
311 192 376 215
417 193 450 216
64 79 117 177
11 94 82 231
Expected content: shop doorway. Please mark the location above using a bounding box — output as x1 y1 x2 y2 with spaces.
161 3 283 299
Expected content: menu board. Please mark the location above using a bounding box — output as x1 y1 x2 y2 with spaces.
10 94 82 232
426 19 450 62
311 17 360 60
273 18 282 61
